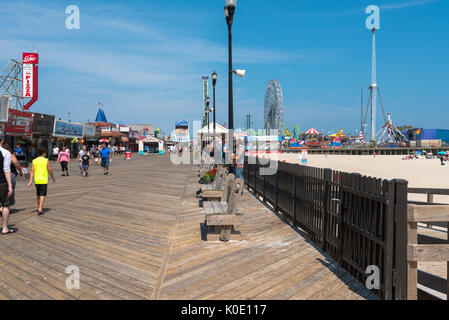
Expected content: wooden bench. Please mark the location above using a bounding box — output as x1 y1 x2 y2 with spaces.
200 167 227 201
204 177 244 242
203 174 234 210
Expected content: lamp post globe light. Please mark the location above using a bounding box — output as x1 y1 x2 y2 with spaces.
224 0 237 168
212 71 218 160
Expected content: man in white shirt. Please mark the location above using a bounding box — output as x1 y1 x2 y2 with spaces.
0 133 15 235
52 145 59 161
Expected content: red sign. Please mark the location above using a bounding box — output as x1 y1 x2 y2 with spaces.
23 53 39 65
22 52 39 109
22 63 33 98
4 109 34 138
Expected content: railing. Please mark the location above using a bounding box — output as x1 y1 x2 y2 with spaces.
408 188 449 228
407 204 449 300
244 157 409 300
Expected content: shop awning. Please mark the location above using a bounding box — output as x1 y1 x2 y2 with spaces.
101 131 125 138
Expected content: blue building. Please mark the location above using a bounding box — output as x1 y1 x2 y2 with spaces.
402 129 449 144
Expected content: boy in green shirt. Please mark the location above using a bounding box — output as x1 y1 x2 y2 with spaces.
28 146 56 215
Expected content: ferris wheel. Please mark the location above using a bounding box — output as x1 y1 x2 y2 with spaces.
264 80 284 134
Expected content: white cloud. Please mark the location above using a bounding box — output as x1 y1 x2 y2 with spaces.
292 0 441 17
381 0 441 10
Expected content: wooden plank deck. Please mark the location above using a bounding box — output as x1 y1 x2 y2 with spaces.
0 155 377 300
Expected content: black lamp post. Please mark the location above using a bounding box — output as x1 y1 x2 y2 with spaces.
224 0 237 167
206 96 210 149
212 71 217 159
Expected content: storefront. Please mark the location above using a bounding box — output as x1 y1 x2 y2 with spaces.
100 131 125 147
53 120 84 157
32 112 55 157
1 109 34 161
128 130 139 152
83 124 98 148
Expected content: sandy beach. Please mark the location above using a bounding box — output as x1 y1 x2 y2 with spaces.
264 153 449 203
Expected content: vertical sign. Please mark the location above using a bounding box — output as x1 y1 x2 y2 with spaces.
22 64 33 98
22 53 39 99
202 77 209 128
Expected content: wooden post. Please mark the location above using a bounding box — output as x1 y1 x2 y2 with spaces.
407 218 418 300
338 173 346 266
263 167 266 203
393 179 409 300
427 193 434 228
292 172 297 227
321 168 332 251
275 161 279 212
384 180 396 300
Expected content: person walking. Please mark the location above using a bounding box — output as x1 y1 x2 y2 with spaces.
233 138 245 181
77 146 89 176
57 146 70 176
81 149 91 176
28 146 55 215
30 144 36 161
0 133 15 234
52 145 59 161
99 143 111 175
1 144 23 209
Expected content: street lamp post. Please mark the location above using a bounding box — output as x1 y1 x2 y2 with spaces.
225 0 236 167
206 96 211 149
212 71 218 161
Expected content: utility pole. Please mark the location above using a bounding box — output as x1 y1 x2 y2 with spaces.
361 86 364 136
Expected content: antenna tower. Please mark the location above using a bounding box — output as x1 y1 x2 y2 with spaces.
370 28 377 141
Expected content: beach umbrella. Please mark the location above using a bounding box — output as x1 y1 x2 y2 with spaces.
438 151 446 155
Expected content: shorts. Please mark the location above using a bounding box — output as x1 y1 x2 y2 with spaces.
0 183 13 207
235 166 244 180
35 184 48 197
101 158 110 168
60 161 68 171
82 165 89 171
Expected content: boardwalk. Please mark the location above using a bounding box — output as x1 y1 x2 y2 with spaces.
0 155 377 300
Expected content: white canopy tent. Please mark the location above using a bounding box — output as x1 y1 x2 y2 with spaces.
197 123 228 142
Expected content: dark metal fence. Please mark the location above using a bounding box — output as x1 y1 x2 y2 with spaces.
244 157 409 300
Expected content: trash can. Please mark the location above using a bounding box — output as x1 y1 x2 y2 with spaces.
125 151 132 160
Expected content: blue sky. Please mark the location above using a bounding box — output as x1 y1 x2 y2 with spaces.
1 0 448 136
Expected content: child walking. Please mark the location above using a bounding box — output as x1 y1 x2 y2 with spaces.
81 150 90 176
28 146 56 215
